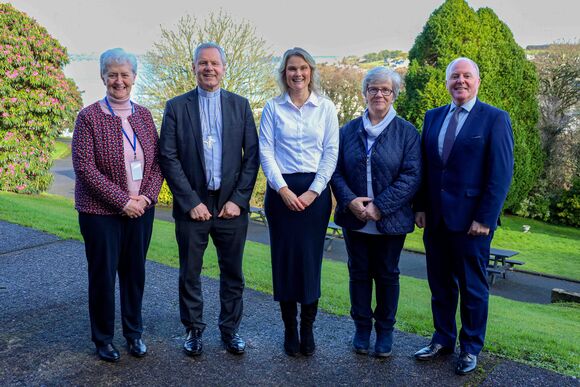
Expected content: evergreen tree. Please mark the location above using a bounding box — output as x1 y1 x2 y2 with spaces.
397 0 542 210
0 3 82 193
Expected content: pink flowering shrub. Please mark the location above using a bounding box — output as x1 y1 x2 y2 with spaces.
0 4 82 193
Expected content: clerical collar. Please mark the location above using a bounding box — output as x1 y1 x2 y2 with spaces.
198 87 221 99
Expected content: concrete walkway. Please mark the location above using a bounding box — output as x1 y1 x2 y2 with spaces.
0 220 577 386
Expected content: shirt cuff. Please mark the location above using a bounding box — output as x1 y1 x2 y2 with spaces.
308 180 324 195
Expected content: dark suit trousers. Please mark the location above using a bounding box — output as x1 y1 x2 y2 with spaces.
344 230 405 333
424 221 492 355
175 194 247 335
79 208 154 347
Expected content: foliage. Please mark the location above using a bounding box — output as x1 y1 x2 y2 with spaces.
0 191 579 376
137 9 277 125
0 3 82 193
362 49 407 62
553 178 580 227
513 178 553 222
319 64 365 126
396 0 543 211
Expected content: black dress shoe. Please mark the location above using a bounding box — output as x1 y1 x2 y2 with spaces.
221 332 246 355
127 338 147 357
96 343 120 363
455 352 477 375
183 328 203 356
414 343 454 361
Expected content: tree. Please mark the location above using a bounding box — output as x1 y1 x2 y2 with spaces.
319 64 365 126
0 3 82 193
138 10 277 124
397 0 542 211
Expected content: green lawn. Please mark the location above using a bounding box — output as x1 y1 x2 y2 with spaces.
0 191 578 376
51 139 71 160
403 216 580 281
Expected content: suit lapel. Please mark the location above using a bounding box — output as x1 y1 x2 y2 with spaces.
185 88 206 175
220 90 232 179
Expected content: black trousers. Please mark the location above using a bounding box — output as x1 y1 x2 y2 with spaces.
175 194 248 335
343 229 405 333
78 208 154 347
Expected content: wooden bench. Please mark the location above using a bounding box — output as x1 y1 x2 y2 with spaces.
487 248 524 285
249 206 267 225
324 221 343 251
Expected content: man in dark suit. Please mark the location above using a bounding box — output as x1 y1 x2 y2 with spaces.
159 42 259 356
413 57 514 375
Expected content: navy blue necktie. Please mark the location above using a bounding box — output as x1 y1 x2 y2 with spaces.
442 107 462 164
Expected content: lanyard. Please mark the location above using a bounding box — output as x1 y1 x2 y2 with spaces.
104 97 137 159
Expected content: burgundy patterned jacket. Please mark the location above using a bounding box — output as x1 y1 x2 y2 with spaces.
72 102 164 215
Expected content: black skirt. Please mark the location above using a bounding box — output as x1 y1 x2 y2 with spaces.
264 173 331 304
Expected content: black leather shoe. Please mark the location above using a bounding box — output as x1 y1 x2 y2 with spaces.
96 343 120 363
352 329 371 355
127 338 147 357
374 331 393 358
222 332 246 355
455 352 477 375
183 329 203 356
414 343 454 361
284 327 300 356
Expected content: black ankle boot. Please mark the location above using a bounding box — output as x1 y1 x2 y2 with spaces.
280 301 299 356
300 300 318 356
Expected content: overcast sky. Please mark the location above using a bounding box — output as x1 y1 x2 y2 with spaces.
8 0 579 57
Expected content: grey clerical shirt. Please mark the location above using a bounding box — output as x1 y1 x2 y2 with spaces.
198 87 223 190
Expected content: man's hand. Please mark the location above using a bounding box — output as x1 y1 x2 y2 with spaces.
468 220 490 236
189 203 212 221
279 186 306 212
415 212 426 229
363 201 381 221
348 197 372 222
123 198 145 218
298 190 318 209
218 201 241 219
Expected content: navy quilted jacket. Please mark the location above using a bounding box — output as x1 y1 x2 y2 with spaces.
330 116 421 234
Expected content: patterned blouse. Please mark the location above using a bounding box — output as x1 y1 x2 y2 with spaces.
72 102 164 215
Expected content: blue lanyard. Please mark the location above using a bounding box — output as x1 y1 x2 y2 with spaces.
104 97 137 159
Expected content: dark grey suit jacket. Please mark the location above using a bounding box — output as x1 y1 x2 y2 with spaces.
159 88 259 220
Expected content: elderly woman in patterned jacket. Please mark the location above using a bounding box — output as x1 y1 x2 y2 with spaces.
330 67 421 357
72 48 163 363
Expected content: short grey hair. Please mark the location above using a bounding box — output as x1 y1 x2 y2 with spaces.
276 47 321 95
100 48 137 77
362 67 403 100
445 57 480 80
193 42 227 66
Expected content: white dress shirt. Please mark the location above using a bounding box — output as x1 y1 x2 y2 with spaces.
437 96 477 157
259 92 339 194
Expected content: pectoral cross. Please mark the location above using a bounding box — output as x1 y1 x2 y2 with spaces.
204 135 215 149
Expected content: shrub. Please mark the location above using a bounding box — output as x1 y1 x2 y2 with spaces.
552 178 580 227
0 4 82 193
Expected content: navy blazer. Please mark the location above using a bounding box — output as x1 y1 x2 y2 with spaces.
415 99 514 231
159 88 259 220
331 116 422 234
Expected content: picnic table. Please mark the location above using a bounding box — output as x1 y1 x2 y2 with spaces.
487 247 524 285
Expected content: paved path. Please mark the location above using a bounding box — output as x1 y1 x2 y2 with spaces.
49 152 580 304
0 220 577 386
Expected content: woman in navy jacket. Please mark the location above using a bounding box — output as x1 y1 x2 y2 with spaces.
331 67 421 357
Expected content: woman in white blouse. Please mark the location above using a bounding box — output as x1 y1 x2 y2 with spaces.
259 47 339 357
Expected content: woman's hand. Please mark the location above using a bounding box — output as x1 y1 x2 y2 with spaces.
123 198 145 218
348 197 372 221
298 190 318 209
279 186 306 212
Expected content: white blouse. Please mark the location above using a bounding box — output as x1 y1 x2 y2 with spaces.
259 92 339 194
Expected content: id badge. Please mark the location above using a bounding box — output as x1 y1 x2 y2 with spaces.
130 160 143 181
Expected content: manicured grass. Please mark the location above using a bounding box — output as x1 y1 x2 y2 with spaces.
0 191 578 376
51 139 71 160
403 216 580 281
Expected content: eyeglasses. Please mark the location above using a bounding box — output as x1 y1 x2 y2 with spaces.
367 87 393 97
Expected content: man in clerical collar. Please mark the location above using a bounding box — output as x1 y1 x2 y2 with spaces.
159 42 259 357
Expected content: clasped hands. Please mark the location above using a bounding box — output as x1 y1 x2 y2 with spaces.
123 195 149 218
189 200 241 221
348 196 381 222
278 187 318 212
